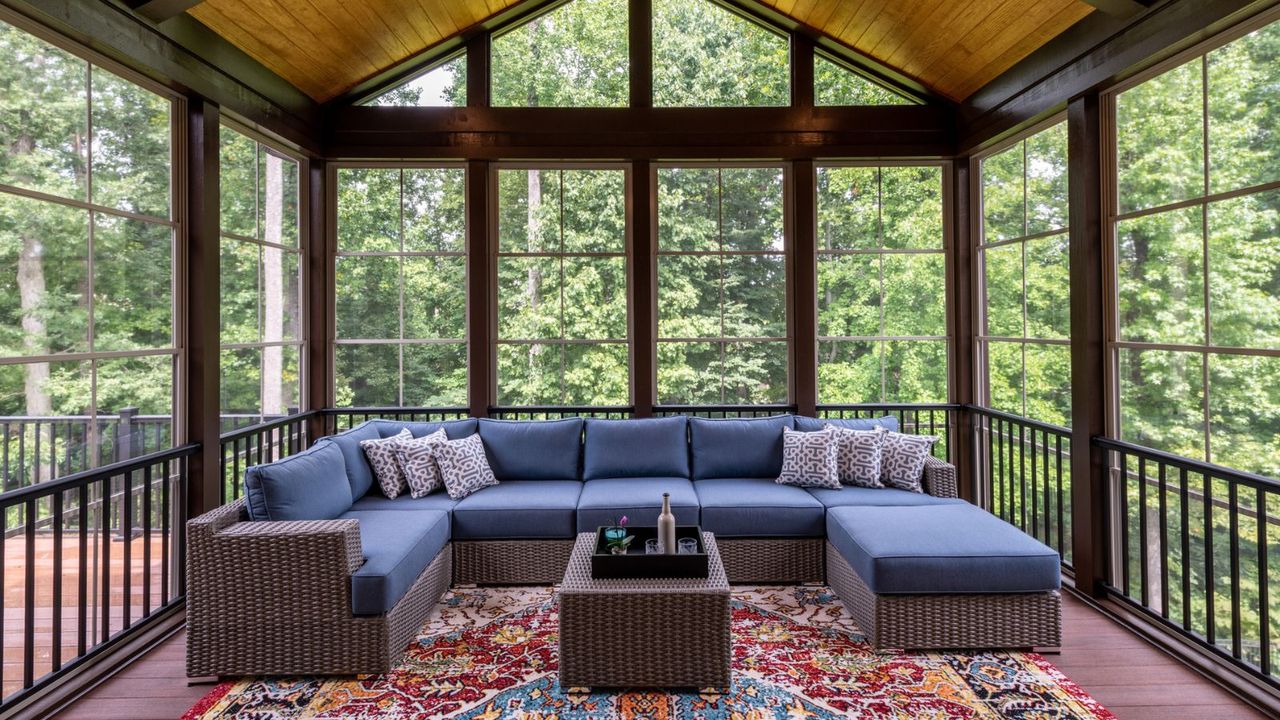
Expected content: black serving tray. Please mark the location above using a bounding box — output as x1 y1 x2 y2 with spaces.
591 525 709 579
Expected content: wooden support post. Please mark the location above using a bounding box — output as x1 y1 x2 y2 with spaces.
791 159 817 417
950 158 976 502
185 98 220 517
306 158 330 441
629 0 652 109
1068 93 1108 598
466 33 490 109
791 33 815 109
467 160 492 418
630 160 655 417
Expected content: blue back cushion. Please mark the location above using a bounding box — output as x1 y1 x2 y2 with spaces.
689 415 794 480
323 421 383 499
793 415 899 433
478 418 584 481
243 441 353 521
583 416 689 480
370 418 478 440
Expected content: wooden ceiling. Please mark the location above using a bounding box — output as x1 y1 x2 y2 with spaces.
186 0 1096 103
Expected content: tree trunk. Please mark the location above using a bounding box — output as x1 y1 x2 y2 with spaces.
13 129 51 417
262 153 285 415
526 168 544 374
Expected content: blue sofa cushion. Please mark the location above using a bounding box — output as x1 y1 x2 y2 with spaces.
478 418 583 481
370 418 478 440
350 493 458 513
342 509 450 615
583 417 689 480
575 477 700 533
807 486 967 508
693 478 825 537
451 481 582 539
689 415 794 480
244 441 352 521
826 504 1061 594
794 415 899 433
324 421 383 499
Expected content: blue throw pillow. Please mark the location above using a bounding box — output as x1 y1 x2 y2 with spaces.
243 441 353 521
689 415 795 479
323 421 383 499
794 415 899 433
478 418 584 481
583 416 689 479
370 417 478 440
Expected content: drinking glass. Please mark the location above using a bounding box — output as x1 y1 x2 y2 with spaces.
645 539 663 554
677 537 698 554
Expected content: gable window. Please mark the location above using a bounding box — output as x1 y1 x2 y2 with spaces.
365 55 466 107
815 53 915 106
652 0 789 107
491 0 629 107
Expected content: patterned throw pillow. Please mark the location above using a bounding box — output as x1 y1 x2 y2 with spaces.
434 433 500 500
396 428 449 498
826 424 886 488
776 427 841 489
359 429 412 499
880 431 939 493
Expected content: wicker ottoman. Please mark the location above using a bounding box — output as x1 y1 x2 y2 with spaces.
558 532 731 690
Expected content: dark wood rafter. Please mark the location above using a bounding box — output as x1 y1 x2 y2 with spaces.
185 97 222 517
1079 0 1153 18
950 157 975 503
790 159 817 418
324 105 954 159
125 0 203 23
959 0 1280 152
0 0 321 154
1067 93 1107 599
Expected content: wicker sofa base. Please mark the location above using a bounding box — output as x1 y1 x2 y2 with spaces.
452 539 576 585
716 537 824 583
186 505 452 677
825 542 1061 650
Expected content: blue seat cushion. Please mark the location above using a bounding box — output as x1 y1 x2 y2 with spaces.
342 509 450 615
323 421 383 499
244 440 352 521
369 418 478 440
478 418 583 481
807 486 966 508
451 481 582 539
575 477 699 533
694 478 825 537
689 415 794 480
826 504 1061 594
583 417 689 480
794 415 899 433
350 492 458 513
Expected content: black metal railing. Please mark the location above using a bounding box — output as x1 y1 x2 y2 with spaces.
1095 437 1279 687
970 407 1074 566
321 407 470 434
655 404 797 418
1 410 173 492
0 444 196 709
491 405 633 420
218 412 320 505
819 403 960 463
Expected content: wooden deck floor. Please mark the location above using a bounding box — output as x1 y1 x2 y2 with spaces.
53 591 1268 720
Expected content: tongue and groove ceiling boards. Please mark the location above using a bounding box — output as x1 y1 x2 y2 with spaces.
184 0 1097 103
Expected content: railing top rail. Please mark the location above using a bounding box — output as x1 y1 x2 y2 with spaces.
819 403 963 412
489 405 634 414
655 404 798 412
319 407 469 416
965 404 1072 436
1093 435 1280 493
0 443 199 508
219 410 320 443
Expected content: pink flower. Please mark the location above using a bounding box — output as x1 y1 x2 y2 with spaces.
619 515 628 526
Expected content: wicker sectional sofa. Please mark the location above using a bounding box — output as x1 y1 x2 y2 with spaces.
186 414 1061 678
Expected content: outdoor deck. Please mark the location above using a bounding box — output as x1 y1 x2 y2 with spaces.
51 590 1267 720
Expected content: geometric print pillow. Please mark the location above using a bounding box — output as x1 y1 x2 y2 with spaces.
396 428 449 498
775 427 841 489
826 424 885 488
880 431 939 493
359 428 412 499
433 433 500 500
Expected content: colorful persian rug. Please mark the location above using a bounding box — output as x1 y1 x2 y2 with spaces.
185 586 1114 719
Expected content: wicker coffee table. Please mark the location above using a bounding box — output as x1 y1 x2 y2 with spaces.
558 531 731 690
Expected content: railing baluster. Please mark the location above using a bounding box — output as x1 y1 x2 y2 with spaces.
1120 451 1130 597
1056 433 1065 557
143 463 153 619
52 490 63 672
101 475 111 643
1229 480 1241 659
23 497 36 689
1139 455 1149 608
161 459 170 606
1158 463 1169 620
1205 472 1215 646
78 483 88 656
1180 466 1192 632
1258 485 1271 677
122 469 133 631
1031 425 1039 540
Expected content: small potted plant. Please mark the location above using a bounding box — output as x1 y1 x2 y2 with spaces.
604 515 633 555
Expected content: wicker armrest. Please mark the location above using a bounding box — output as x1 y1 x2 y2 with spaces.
922 455 958 499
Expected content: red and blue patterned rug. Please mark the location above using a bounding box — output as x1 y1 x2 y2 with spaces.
185 585 1114 719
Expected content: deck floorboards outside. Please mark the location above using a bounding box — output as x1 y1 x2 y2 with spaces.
50 591 1268 719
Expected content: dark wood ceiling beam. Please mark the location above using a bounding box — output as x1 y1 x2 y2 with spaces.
4 0 321 153
959 0 1280 152
325 105 954 159
1078 0 1151 18
126 0 204 23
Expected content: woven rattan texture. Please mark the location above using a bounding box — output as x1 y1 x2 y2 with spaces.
825 541 1061 650
922 455 959 498
452 539 576 585
558 532 731 688
715 538 824 583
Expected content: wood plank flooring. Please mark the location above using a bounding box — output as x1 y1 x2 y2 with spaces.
56 592 1268 719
